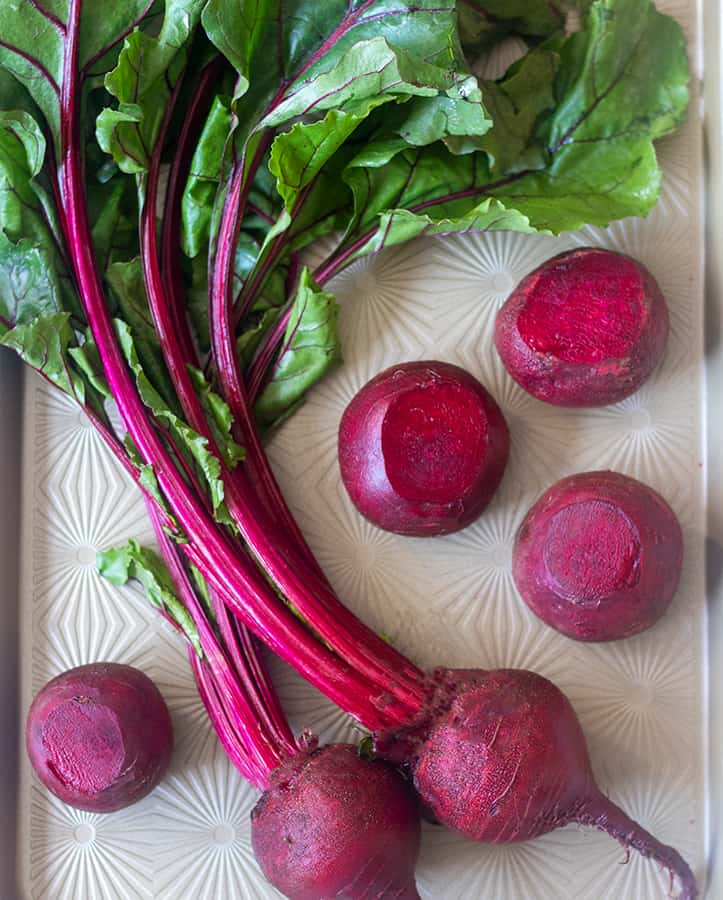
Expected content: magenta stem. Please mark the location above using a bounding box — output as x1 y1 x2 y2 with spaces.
209 144 428 718
149 500 295 784
57 0 390 730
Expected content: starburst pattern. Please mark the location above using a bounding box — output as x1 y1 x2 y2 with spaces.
569 372 700 491
418 824 573 900
153 746 274 900
26 779 156 900
566 635 700 767
330 241 440 361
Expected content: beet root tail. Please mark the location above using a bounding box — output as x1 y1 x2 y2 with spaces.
577 791 697 900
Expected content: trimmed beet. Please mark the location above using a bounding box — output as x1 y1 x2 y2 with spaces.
494 248 669 406
513 471 683 641
338 361 510 536
251 743 421 900
376 668 696 900
26 662 173 813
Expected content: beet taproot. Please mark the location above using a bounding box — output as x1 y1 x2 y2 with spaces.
376 668 696 900
494 248 669 407
26 662 173 813
512 471 683 641
338 361 510 536
251 743 421 900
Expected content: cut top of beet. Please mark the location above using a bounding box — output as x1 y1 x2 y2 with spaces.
381 381 489 504
517 250 647 364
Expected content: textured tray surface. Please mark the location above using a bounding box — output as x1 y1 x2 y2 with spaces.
17 3 706 897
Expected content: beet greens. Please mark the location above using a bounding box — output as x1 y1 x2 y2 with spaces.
0 0 697 897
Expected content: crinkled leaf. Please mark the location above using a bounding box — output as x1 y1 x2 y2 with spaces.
478 47 560 173
98 540 202 656
115 318 232 525
0 234 62 330
181 95 232 256
0 311 84 400
187 366 245 467
106 258 181 414
458 0 584 54
333 0 689 264
96 0 205 175
0 1 155 155
255 267 340 426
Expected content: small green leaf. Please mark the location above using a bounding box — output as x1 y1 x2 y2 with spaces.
98 540 203 657
0 312 85 401
255 268 341 427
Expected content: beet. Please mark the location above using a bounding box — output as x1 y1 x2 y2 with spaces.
251 743 421 900
26 662 173 813
494 248 669 407
512 471 683 641
338 361 510 536
376 669 696 900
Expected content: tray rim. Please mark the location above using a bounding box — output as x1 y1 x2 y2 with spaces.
2 1 717 896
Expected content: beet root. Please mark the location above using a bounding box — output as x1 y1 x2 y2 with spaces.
251 743 421 900
26 662 173 813
513 470 683 641
375 669 696 900
494 248 669 407
338 361 510 536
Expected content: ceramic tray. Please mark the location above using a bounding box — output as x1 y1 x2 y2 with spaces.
4 0 718 896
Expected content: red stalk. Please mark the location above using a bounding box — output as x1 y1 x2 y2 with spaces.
209 146 427 713
152 74 426 712
57 0 392 730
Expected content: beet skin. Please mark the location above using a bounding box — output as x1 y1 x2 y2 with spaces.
251 743 421 900
513 471 683 641
494 248 669 406
26 662 173 813
338 361 510 536
376 668 697 900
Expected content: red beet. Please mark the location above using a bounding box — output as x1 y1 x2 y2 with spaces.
376 669 696 900
26 662 173 813
251 743 421 900
512 471 683 641
338 361 510 536
494 248 669 406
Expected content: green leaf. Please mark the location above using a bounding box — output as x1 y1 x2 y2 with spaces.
0 311 85 401
478 47 560 173
0 1 155 156
115 318 232 524
67 335 111 399
457 1 589 54
255 267 340 426
98 539 202 656
236 307 279 368
106 258 182 414
330 0 689 264
96 0 205 175
0 233 62 329
187 366 245 467
181 95 232 257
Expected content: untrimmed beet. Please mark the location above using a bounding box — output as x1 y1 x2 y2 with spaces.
251 743 421 900
513 471 683 641
26 662 173 813
338 361 510 536
376 669 696 900
494 248 669 406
